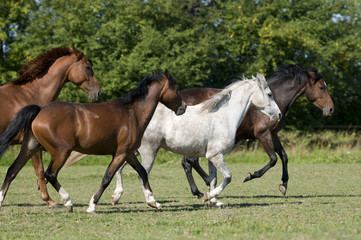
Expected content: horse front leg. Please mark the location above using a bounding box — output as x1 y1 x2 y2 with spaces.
206 161 224 208
243 130 278 183
273 134 289 196
125 153 160 209
31 151 58 208
88 153 127 213
202 154 231 205
111 162 127 206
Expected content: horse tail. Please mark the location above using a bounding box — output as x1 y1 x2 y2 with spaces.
0 105 41 159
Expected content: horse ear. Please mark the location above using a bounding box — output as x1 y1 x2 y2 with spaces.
256 73 267 89
164 69 171 79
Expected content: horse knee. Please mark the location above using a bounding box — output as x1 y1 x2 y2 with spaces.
225 175 232 185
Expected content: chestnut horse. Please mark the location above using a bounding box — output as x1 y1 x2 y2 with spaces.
0 46 101 208
178 65 334 198
0 70 186 213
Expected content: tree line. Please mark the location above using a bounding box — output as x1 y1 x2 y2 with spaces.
1 0 360 129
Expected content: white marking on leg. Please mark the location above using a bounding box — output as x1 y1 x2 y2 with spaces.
111 169 124 205
87 195 96 213
206 154 232 201
59 187 72 208
144 189 161 209
0 190 4 208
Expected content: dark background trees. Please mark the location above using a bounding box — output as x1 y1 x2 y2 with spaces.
1 0 360 129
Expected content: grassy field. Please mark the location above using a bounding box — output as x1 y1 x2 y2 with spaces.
0 160 360 240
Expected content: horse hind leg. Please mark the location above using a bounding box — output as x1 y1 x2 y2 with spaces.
44 151 73 212
31 151 58 208
0 132 42 210
181 156 205 198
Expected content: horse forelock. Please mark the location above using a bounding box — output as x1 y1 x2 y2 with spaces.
13 47 73 85
121 72 168 104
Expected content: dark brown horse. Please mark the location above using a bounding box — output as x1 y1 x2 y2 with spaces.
0 70 186 213
180 65 334 198
0 46 101 208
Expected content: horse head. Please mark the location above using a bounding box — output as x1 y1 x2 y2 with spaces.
159 69 186 116
66 47 101 101
252 73 282 122
305 68 334 117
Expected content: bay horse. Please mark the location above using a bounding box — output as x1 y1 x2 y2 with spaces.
111 73 281 207
165 64 334 199
0 46 101 208
0 70 186 213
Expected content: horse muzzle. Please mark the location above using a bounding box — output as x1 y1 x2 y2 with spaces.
89 90 101 101
175 102 187 116
322 107 334 117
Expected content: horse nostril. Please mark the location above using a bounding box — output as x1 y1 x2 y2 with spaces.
279 113 282 119
330 107 334 114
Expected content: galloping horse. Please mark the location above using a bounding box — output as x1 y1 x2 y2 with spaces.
111 73 281 207
0 70 186 213
165 65 334 199
0 47 101 208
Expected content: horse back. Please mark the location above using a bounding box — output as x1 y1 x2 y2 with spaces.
31 101 124 155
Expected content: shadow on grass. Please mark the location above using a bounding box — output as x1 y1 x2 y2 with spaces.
4 194 361 214
224 194 361 199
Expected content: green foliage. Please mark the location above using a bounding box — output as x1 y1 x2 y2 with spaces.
0 0 360 127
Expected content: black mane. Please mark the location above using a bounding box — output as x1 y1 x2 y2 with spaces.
120 72 175 104
267 64 322 86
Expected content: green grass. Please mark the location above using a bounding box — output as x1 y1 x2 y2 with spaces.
0 161 361 240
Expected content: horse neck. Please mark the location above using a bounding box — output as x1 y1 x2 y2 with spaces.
215 82 255 133
268 79 307 115
130 81 165 133
19 55 75 105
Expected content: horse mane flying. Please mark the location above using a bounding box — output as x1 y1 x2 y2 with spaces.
267 64 322 87
120 71 176 104
12 46 84 85
200 78 252 113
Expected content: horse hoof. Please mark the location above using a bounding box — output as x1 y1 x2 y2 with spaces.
210 200 224 208
279 184 287 196
202 193 209 203
147 201 162 209
66 205 73 212
111 196 120 206
48 203 59 209
196 192 204 199
243 172 252 182
87 209 96 214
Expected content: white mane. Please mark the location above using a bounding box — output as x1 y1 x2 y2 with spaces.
200 77 255 113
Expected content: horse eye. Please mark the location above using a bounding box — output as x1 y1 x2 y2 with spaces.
86 66 92 71
319 86 325 90
268 93 272 97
